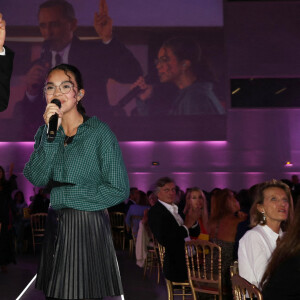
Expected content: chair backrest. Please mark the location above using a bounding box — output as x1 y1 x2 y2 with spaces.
23 207 31 219
230 260 239 278
109 212 125 229
185 239 222 298
231 274 263 300
30 213 48 233
157 242 165 268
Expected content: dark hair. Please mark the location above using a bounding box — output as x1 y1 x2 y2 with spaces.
249 179 293 230
161 36 216 82
154 177 175 195
39 0 75 21
14 191 25 204
130 187 138 196
210 188 234 221
138 191 149 206
46 63 86 115
261 200 300 288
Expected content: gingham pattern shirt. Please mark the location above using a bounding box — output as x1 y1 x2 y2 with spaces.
24 116 129 211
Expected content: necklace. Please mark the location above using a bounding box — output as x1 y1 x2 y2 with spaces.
63 118 83 146
64 135 73 146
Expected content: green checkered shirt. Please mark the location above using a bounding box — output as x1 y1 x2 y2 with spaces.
23 116 129 211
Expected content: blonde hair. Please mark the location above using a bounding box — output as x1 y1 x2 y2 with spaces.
184 187 209 231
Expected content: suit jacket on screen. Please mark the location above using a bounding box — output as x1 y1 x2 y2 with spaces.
0 46 14 112
12 37 142 139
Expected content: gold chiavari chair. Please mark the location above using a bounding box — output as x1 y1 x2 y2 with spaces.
230 260 239 278
109 212 126 250
30 213 48 254
129 215 143 256
231 274 263 300
158 243 192 300
143 234 161 284
185 239 222 300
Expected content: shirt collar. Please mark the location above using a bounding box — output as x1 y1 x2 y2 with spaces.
158 199 178 213
51 43 71 66
261 224 283 239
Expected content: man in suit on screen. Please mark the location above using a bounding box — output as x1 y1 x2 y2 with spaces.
0 13 14 112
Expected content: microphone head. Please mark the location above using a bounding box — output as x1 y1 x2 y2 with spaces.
51 99 61 108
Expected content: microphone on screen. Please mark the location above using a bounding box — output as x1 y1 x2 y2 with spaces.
47 99 61 142
115 72 156 109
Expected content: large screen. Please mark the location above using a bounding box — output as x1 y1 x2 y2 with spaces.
1 1 227 141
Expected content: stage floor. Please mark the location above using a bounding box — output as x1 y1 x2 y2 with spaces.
0 249 167 300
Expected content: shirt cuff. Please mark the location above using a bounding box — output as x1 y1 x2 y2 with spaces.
0 47 5 55
182 225 189 236
192 221 199 228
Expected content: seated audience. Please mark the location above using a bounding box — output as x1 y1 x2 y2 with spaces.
261 200 300 299
132 36 225 116
124 187 140 214
209 188 247 295
135 192 158 267
125 190 150 238
183 187 209 239
148 177 200 282
238 179 294 288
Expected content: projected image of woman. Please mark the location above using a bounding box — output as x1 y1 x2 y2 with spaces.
132 36 225 116
24 63 128 300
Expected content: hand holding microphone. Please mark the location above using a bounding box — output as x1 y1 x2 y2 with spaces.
44 99 62 142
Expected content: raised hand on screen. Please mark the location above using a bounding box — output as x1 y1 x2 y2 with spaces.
94 0 113 43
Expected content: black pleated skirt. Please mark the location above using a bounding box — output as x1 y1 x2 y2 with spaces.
36 208 123 300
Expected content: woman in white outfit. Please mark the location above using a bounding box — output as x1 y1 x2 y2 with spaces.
238 179 294 288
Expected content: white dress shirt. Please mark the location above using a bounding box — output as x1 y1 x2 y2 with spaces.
158 200 190 236
238 224 283 288
0 46 5 55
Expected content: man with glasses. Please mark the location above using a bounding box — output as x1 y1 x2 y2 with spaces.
148 177 200 282
0 13 14 112
13 0 142 138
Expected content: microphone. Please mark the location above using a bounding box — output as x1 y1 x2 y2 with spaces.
47 99 61 142
115 72 156 109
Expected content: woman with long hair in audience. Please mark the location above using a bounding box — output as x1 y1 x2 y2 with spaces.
209 188 247 297
261 199 300 299
183 187 209 238
238 179 294 289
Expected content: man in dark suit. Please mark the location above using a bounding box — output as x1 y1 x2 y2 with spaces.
0 13 14 112
148 177 200 282
13 0 142 138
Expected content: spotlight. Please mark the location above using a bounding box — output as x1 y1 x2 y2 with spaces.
152 161 160 166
